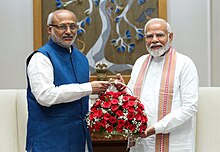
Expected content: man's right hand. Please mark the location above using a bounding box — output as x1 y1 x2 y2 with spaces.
90 81 110 94
114 73 126 91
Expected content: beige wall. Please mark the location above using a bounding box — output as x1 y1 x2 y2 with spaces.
211 0 220 86
0 0 33 89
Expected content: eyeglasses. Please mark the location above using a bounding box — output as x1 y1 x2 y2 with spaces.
49 23 77 31
145 32 167 40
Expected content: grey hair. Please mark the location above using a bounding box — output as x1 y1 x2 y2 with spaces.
144 18 172 34
47 12 54 26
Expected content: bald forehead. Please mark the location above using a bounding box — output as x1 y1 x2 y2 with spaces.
52 10 76 22
145 19 168 33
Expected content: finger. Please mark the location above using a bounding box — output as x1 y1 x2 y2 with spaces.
116 73 122 79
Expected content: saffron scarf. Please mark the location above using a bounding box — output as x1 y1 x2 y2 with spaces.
133 47 177 152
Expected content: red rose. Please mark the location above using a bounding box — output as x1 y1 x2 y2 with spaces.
128 96 137 101
141 115 148 123
111 105 119 111
136 107 143 114
122 101 129 109
116 110 123 117
127 113 135 120
117 119 125 126
105 91 115 96
128 100 135 107
139 124 147 133
111 98 119 104
93 109 103 118
89 114 94 120
122 95 129 101
116 126 123 132
135 114 142 121
109 116 117 124
100 120 107 128
137 102 144 110
124 120 130 128
94 123 101 131
128 107 134 113
94 100 102 107
91 106 97 112
129 124 136 132
102 101 111 108
103 113 111 121
98 94 106 101
106 125 114 132
113 92 120 98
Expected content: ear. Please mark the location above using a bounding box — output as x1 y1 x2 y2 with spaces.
169 32 173 42
47 26 52 34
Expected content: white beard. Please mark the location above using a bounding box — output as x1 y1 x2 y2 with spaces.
51 30 77 49
146 40 171 57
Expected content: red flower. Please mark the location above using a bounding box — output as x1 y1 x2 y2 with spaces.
109 116 117 124
135 114 142 121
86 91 148 139
139 125 147 133
128 107 135 113
100 120 107 128
102 101 111 108
128 96 137 101
116 126 123 132
103 113 111 121
111 105 119 111
93 109 103 118
106 125 114 133
122 101 129 109
118 119 125 126
141 115 148 123
129 124 136 132
89 114 94 120
111 98 119 104
127 113 135 120
122 95 129 101
115 110 123 117
124 120 130 128
94 99 102 107
94 123 101 131
128 100 135 107
105 91 115 96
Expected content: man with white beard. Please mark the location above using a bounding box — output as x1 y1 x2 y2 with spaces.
25 10 110 152
116 18 199 152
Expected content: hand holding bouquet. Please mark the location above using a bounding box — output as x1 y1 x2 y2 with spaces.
86 90 148 139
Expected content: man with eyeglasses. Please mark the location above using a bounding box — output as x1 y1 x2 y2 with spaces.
25 9 109 152
116 18 199 152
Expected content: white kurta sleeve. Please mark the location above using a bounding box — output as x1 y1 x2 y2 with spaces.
27 52 92 107
153 57 199 134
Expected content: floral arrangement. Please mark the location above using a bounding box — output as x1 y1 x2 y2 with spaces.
86 91 148 139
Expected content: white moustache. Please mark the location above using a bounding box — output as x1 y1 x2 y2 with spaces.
150 43 163 48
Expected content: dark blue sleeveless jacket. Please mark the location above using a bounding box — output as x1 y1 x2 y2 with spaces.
26 40 92 152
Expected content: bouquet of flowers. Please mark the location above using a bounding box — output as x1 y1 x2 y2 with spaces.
86 91 148 139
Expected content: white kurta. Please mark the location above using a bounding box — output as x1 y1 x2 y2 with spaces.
27 52 93 107
127 51 199 152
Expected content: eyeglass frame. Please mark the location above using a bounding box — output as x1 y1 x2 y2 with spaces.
49 23 78 31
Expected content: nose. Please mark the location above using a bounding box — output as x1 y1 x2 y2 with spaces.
151 35 159 43
64 26 72 34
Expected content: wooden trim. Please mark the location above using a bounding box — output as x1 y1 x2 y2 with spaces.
158 0 167 20
33 0 42 50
